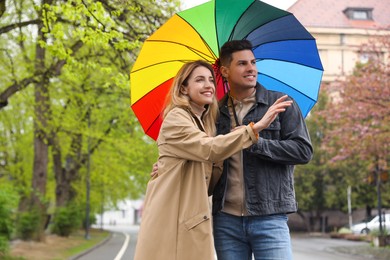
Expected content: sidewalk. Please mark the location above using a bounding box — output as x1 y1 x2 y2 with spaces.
70 225 140 260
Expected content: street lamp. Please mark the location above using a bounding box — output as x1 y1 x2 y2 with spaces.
85 108 91 240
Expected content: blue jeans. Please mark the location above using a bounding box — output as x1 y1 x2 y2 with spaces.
213 212 293 260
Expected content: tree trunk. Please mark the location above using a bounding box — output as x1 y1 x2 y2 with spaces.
51 136 68 207
55 168 78 207
52 132 82 207
28 1 51 241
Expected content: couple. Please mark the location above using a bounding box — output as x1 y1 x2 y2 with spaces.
134 40 313 260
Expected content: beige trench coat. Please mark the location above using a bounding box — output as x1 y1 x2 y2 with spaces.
134 107 257 260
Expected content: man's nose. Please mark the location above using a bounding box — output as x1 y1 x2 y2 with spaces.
247 63 257 71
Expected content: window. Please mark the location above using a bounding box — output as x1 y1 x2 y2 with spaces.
357 51 384 65
343 7 373 20
359 53 369 64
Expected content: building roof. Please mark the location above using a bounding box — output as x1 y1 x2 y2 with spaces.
287 0 390 29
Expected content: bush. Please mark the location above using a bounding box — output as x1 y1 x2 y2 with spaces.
0 235 9 258
0 188 18 239
52 204 82 237
16 210 41 240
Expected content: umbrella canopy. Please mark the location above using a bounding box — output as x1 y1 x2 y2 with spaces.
130 0 323 140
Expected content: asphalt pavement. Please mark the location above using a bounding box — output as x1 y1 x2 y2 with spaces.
70 225 390 260
71 225 139 260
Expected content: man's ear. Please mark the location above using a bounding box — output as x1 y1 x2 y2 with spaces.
220 66 228 78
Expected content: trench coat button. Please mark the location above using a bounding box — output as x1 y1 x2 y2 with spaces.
205 176 208 180
203 215 208 220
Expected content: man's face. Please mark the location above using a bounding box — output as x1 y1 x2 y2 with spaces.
221 50 257 91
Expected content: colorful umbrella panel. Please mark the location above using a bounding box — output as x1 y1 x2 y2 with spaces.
130 0 323 140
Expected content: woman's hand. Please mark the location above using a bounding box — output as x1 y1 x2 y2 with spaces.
150 162 158 178
252 95 292 133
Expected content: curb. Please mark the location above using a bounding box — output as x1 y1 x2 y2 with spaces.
68 232 113 260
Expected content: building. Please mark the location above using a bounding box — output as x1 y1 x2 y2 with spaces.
94 199 143 228
288 0 390 83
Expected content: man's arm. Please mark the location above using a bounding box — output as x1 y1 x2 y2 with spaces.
250 100 313 165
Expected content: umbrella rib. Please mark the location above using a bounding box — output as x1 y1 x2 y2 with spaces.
148 39 217 60
131 57 217 75
257 57 322 71
258 72 316 102
131 60 197 74
228 2 291 43
130 40 217 74
145 114 162 136
252 38 317 48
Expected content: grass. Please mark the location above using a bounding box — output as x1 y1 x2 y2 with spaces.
9 229 110 260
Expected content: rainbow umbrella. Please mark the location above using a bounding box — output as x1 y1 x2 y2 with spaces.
130 0 323 140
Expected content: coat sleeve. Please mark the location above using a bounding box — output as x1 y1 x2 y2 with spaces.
208 161 223 196
158 108 257 163
249 100 313 165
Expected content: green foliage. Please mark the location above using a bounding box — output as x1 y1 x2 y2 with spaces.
338 227 353 234
0 88 35 199
1 0 175 241
0 187 19 239
294 85 381 217
83 213 97 229
295 90 330 212
0 235 10 258
52 204 83 237
16 210 41 241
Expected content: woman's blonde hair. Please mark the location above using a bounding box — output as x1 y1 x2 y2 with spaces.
163 60 219 136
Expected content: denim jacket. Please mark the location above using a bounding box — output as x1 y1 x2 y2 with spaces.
212 83 313 216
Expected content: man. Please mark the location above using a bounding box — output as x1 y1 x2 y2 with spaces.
212 39 313 260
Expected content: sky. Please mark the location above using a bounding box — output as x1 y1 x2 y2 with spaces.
181 0 297 10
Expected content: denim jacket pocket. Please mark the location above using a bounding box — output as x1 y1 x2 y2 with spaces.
260 120 281 140
184 211 210 230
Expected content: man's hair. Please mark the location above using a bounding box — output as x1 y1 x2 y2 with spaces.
219 40 253 67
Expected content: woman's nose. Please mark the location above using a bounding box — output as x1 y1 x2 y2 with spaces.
207 79 215 87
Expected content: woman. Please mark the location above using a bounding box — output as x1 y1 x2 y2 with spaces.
134 60 291 260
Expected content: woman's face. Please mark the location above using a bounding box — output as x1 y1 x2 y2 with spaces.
183 66 215 107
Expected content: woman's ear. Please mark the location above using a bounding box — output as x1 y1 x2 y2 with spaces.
180 85 188 95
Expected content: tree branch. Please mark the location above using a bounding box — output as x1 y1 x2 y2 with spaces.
0 40 84 109
0 76 39 108
0 19 41 34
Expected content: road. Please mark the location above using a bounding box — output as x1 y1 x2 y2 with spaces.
291 234 372 260
74 225 376 260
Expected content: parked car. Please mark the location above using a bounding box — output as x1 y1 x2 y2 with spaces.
351 214 390 234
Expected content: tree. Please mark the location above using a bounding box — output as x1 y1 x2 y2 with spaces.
294 90 333 232
0 0 178 240
293 34 390 232
322 34 390 217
